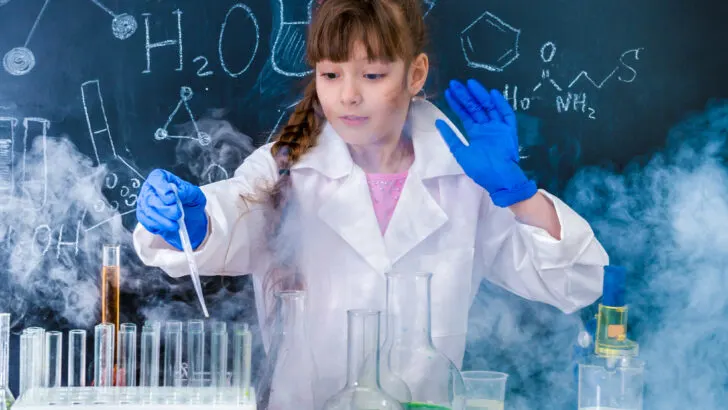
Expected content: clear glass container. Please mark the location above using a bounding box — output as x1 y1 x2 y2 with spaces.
578 356 644 410
461 371 508 410
323 309 404 410
382 271 466 410
257 290 319 410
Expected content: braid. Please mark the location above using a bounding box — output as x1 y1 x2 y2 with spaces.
261 78 321 329
271 81 321 167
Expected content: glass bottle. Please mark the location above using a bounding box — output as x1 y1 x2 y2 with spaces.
323 309 404 410
257 290 319 410
577 265 645 410
382 272 466 410
0 313 15 409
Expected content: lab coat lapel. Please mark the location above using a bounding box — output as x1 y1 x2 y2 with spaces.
383 172 448 265
304 124 390 273
317 167 390 274
384 98 469 264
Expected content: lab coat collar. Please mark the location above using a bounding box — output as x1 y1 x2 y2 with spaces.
290 98 466 180
309 99 466 272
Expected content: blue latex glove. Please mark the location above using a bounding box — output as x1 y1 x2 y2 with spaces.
435 79 537 207
136 169 208 250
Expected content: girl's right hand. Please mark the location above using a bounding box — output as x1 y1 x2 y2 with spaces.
136 169 208 250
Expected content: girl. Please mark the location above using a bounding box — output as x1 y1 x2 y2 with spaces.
133 0 608 405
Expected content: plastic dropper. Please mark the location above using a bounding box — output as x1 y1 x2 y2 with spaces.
170 184 209 318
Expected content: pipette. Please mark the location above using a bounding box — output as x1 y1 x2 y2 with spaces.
169 184 209 318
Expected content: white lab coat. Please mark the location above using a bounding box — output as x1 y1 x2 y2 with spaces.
133 98 608 404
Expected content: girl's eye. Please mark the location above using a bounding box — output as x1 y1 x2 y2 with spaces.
320 72 338 80
364 73 385 80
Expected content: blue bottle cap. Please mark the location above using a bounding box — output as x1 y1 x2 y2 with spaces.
602 265 626 307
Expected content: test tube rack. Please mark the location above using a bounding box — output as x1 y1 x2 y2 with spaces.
13 386 256 409
11 319 256 409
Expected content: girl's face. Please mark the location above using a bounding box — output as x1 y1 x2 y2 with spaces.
315 41 428 147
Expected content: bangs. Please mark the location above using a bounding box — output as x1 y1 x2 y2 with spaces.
306 2 414 64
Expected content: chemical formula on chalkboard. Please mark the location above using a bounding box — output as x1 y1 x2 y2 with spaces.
502 43 643 120
460 11 644 120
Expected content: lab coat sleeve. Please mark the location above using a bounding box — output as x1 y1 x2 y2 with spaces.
476 189 609 314
132 146 278 278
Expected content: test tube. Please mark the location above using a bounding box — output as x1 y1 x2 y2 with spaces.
19 332 32 397
210 322 228 389
18 327 44 401
44 331 63 388
101 244 121 331
25 327 45 392
139 323 160 387
93 323 115 387
68 330 87 387
187 320 205 388
163 321 183 387
43 331 62 404
117 323 137 387
0 314 9 391
232 323 252 400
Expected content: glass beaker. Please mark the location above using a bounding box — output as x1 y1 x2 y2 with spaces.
382 271 466 410
323 310 404 410
257 290 319 410
578 356 644 410
461 371 508 410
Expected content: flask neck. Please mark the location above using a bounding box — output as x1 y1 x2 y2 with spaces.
275 290 308 341
345 310 382 388
385 272 434 347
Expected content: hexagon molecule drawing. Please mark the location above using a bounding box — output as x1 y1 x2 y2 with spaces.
461 11 521 72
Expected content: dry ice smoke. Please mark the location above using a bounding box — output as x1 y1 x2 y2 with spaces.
465 279 584 409
173 109 256 184
0 131 194 330
565 100 728 409
0 134 131 328
466 100 728 409
0 112 258 331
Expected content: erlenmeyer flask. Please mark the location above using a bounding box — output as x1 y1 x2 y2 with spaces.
257 290 319 410
382 272 466 410
376 317 412 404
323 310 404 410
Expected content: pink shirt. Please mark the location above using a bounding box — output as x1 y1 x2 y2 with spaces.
365 171 408 235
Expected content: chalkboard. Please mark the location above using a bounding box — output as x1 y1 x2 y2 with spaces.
1 1 727 409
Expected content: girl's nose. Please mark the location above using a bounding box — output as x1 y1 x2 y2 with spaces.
340 79 362 106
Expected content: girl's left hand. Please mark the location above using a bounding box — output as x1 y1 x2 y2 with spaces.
435 79 537 208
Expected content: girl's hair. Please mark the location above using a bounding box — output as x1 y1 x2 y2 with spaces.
260 0 427 323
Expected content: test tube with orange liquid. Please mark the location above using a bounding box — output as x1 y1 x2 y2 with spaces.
100 244 121 386
101 244 121 331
